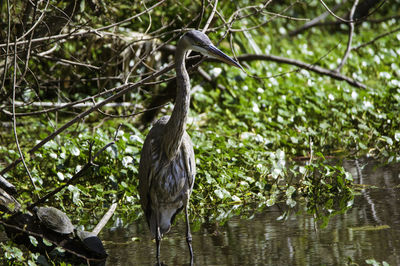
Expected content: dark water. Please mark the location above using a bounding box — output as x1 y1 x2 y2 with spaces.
102 158 400 265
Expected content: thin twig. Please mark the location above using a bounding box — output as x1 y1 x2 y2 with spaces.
122 25 186 84
236 53 368 89
288 1 346 36
318 0 353 23
0 0 166 49
95 101 169 119
16 0 50 42
318 0 387 23
37 43 58 56
18 1 38 85
35 54 101 70
262 11 309 21
1 0 11 93
226 0 277 33
97 0 166 32
290 15 400 36
336 0 359 72
12 39 38 193
2 101 138 109
0 56 202 118
353 26 400 50
142 1 153 35
197 0 206 29
0 63 172 176
202 0 218 33
0 87 130 117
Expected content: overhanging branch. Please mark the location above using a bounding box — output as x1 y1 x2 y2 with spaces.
237 54 368 89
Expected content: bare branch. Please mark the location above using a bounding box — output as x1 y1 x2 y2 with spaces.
336 0 359 73
96 0 166 32
289 1 346 36
35 54 101 70
318 0 353 23
0 175 16 195
0 187 20 212
353 26 400 50
16 0 50 42
0 0 166 49
236 53 368 89
202 0 218 33
0 86 131 117
12 40 37 193
319 0 387 23
0 62 174 177
262 11 310 21
197 0 206 29
3 100 137 109
0 0 11 93
94 101 169 119
92 202 118 235
18 1 38 86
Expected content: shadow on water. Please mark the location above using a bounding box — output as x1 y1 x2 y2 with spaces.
102 158 400 265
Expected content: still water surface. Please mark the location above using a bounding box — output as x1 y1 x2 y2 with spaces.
102 158 400 265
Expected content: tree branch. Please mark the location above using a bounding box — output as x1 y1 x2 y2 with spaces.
336 0 359 72
12 39 37 193
289 1 346 36
16 0 50 42
0 0 166 49
318 0 386 23
236 53 368 89
0 0 11 94
353 26 400 50
92 202 117 235
0 62 173 177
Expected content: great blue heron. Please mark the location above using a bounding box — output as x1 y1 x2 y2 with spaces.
138 30 242 263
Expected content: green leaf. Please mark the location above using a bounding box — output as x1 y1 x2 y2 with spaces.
42 238 53 246
29 236 38 247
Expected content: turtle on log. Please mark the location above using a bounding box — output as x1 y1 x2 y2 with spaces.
33 206 74 235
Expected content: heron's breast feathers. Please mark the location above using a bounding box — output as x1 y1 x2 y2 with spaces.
150 143 193 203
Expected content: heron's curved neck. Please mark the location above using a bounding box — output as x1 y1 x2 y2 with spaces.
163 45 190 159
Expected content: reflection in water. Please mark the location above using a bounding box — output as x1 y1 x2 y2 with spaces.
102 159 400 265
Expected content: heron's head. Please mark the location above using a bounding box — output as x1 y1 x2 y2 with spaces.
179 30 243 70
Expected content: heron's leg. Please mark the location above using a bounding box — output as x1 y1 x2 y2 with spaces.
185 204 194 263
155 217 161 265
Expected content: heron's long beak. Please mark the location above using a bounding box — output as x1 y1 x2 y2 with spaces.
205 44 243 70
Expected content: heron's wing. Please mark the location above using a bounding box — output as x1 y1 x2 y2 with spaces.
138 119 166 219
138 131 153 215
182 133 196 191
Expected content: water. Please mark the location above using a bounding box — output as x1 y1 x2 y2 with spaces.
0 159 398 265
102 158 400 265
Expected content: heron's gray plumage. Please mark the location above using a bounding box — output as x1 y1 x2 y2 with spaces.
138 116 195 236
137 30 242 263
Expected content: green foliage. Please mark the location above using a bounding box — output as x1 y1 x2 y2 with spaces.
0 242 40 265
365 259 390 266
300 154 354 227
1 121 144 225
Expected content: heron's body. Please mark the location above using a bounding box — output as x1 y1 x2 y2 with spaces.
137 30 242 263
138 116 195 236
